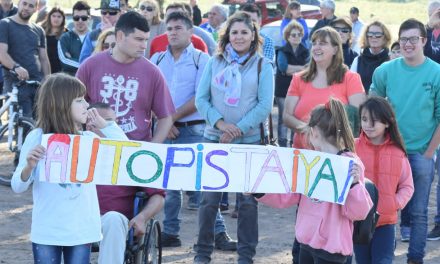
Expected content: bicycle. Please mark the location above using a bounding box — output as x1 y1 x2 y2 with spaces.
0 76 39 186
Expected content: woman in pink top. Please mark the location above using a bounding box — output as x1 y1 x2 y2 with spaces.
258 98 372 263
283 27 366 149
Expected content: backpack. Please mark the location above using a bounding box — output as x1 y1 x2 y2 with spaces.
352 178 380 244
155 50 202 70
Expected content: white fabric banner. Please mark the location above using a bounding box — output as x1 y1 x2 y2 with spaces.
39 134 355 204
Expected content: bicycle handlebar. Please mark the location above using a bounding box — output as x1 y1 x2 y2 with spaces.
8 70 41 87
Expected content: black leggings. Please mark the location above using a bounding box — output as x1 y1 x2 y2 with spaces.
299 246 347 264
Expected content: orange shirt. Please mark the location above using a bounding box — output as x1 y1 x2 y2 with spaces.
287 71 364 122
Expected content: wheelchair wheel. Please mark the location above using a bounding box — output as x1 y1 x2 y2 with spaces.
136 219 162 264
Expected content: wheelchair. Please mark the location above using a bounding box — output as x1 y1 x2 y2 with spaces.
124 192 162 264
92 192 162 264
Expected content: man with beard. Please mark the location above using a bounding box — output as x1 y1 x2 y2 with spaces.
0 0 50 117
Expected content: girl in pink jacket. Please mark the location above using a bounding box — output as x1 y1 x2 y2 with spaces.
258 98 373 263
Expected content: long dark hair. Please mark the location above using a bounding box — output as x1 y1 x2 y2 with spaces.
308 98 355 152
359 96 407 155
41 6 66 39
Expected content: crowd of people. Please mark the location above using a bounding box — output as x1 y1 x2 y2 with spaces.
2 0 440 263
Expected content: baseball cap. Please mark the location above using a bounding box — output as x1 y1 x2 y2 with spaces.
321 0 335 10
98 0 120 10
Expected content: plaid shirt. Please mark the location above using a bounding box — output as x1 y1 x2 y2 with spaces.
261 33 275 62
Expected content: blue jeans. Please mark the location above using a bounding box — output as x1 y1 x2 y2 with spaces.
163 124 225 236
434 149 440 224
353 224 396 264
195 192 258 264
32 243 91 264
274 97 293 147
402 153 435 263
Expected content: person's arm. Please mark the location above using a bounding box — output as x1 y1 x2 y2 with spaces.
79 33 93 63
395 157 414 210
283 95 307 132
350 56 359 72
236 60 274 134
151 115 173 143
424 124 440 158
369 64 387 97
276 50 289 73
38 47 51 77
286 65 306 76
57 34 80 70
128 194 164 237
348 93 366 108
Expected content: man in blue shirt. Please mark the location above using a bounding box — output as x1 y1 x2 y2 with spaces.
150 11 237 251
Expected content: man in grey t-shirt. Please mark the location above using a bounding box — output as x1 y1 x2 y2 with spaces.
0 0 50 117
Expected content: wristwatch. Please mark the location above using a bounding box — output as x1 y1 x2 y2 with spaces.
12 64 20 72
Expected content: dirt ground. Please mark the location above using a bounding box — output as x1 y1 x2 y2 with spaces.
1 181 440 263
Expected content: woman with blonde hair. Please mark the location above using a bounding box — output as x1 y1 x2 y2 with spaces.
330 16 358 67
350 21 391 93
280 1 308 46
93 28 115 54
138 0 166 58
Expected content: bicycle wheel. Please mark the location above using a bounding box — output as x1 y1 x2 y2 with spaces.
0 117 35 186
136 219 162 264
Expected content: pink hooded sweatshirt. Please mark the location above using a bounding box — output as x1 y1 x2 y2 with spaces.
258 152 373 256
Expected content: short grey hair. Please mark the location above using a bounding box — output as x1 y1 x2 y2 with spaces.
211 4 229 20
428 0 440 16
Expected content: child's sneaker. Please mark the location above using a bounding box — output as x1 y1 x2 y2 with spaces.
400 226 411 242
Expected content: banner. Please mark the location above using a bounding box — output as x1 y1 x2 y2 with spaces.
39 134 355 204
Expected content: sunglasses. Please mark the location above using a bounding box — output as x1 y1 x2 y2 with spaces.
103 42 116 50
366 31 384 38
290 33 303 38
333 27 351 34
140 5 154 12
73 15 89 22
399 36 424 45
101 10 119 16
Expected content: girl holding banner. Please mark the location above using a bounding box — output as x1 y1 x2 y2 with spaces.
258 99 373 264
11 73 127 264
194 11 274 264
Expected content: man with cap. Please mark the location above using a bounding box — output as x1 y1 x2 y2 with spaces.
350 6 364 53
79 0 122 63
310 0 336 37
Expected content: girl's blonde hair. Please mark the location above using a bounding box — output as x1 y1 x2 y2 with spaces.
94 27 115 54
301 27 347 85
308 98 355 152
36 73 86 135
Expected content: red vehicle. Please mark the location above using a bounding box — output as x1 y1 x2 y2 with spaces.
222 0 321 25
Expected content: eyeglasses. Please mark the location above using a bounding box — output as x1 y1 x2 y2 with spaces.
140 5 154 12
290 33 303 38
73 15 89 22
333 27 351 34
399 36 424 45
101 10 119 16
102 42 116 50
366 31 384 38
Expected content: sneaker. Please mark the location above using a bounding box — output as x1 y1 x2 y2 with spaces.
193 257 211 264
161 232 182 247
400 226 411 242
214 232 237 251
230 209 238 219
187 200 199 210
220 203 229 214
427 224 440 241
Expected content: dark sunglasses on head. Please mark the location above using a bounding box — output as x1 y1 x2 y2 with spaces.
333 27 351 34
103 42 116 50
140 5 154 12
367 31 384 38
73 15 89 22
101 10 119 16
